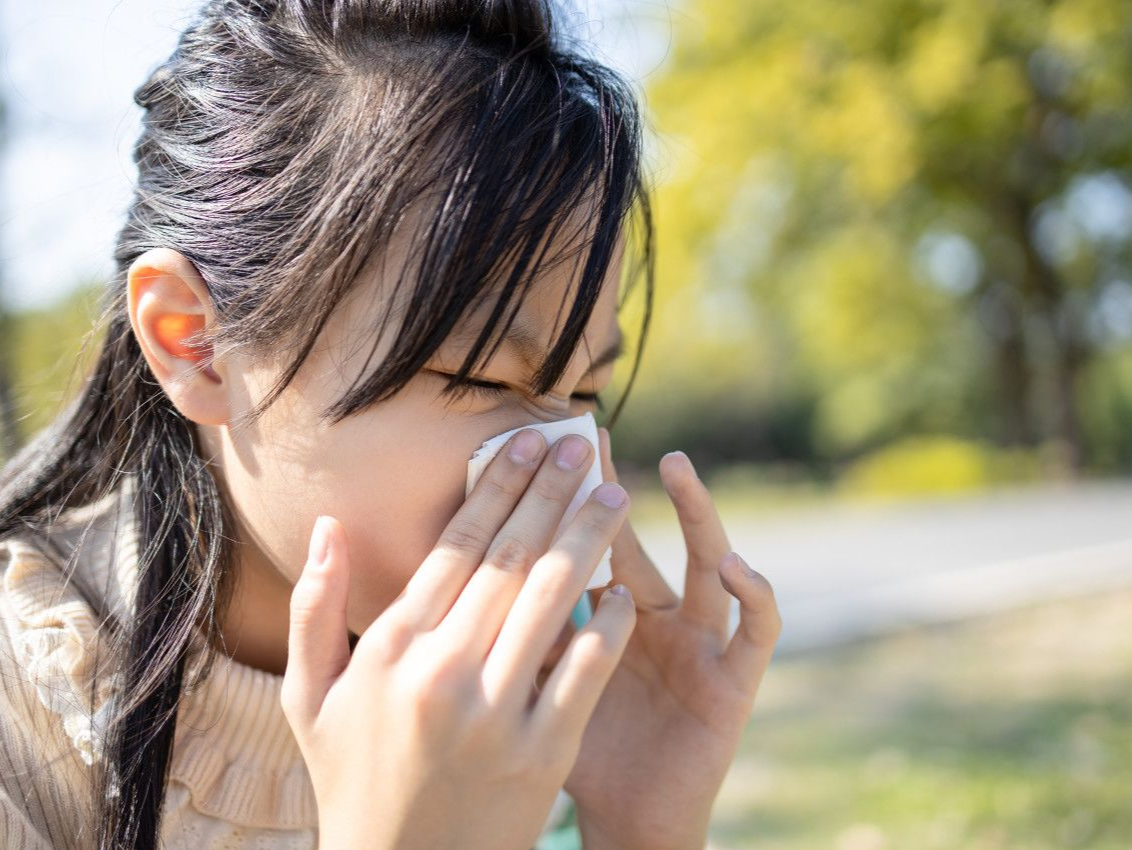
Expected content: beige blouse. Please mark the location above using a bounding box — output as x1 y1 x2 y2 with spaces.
0 475 573 848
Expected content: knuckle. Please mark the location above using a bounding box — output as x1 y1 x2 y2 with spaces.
382 605 419 647
356 614 414 666
407 647 471 707
288 579 324 624
570 629 615 670
531 472 574 504
574 502 620 539
439 521 490 555
486 534 538 575
750 570 778 605
769 602 784 638
477 473 524 503
737 565 784 639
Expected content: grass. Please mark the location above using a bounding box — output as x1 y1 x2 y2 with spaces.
709 587 1132 850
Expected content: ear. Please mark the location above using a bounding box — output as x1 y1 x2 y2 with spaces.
127 248 229 426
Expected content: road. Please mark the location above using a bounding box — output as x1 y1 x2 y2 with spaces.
633 480 1132 655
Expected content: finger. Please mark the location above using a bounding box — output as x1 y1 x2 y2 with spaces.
586 427 680 614
662 450 733 646
528 584 637 742
719 552 782 699
480 482 630 714
390 428 548 632
435 433 597 663
536 617 577 690
281 515 352 728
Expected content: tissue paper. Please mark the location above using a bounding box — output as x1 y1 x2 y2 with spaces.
465 411 613 592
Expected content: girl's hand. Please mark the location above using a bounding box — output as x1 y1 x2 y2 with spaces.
561 427 783 850
281 429 637 850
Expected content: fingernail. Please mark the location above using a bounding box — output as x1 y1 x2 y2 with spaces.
309 516 331 567
665 450 699 480
508 429 545 465
609 583 631 599
556 435 589 470
593 482 627 509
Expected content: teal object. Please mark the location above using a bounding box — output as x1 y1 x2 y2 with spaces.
534 795 582 850
568 591 593 630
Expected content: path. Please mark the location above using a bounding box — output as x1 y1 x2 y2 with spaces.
633 480 1132 655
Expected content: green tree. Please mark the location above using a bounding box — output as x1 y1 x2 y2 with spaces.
643 0 1132 471
0 281 104 468
0 85 19 460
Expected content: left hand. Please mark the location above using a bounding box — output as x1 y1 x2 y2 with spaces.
547 427 782 850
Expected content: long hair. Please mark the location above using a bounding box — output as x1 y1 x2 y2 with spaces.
0 0 654 847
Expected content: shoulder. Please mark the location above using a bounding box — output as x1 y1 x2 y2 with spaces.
1 482 136 624
0 533 106 849
0 485 134 769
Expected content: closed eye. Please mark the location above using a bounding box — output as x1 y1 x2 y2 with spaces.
431 372 605 410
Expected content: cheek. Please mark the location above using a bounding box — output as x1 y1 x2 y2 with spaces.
213 361 513 629
306 415 480 625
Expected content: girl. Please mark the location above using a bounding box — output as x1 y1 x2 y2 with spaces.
0 0 781 848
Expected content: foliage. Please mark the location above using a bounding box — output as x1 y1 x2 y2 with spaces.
624 0 1132 477
837 435 1044 498
10 0 1132 488
1 280 103 455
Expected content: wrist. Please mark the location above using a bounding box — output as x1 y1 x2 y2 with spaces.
580 839 706 850
577 814 707 850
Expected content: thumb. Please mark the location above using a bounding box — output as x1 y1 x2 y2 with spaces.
282 514 352 728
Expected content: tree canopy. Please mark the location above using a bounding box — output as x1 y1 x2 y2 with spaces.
623 0 1132 474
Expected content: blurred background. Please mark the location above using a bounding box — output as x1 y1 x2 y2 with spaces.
1 0 1130 848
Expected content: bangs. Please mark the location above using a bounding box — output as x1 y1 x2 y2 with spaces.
258 38 648 424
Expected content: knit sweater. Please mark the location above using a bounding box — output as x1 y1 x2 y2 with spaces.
0 475 578 849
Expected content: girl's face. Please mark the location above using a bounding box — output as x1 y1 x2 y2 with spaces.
143 232 625 660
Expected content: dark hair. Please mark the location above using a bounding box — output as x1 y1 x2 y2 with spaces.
0 0 653 847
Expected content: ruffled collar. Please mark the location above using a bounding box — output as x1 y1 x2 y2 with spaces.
1 475 317 829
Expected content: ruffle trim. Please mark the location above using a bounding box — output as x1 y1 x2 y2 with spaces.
0 481 317 829
2 535 124 768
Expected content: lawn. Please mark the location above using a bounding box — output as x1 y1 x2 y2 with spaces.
710 586 1132 850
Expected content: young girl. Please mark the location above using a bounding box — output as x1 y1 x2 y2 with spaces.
0 1 781 848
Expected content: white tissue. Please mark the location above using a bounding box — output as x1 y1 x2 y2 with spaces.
465 411 613 591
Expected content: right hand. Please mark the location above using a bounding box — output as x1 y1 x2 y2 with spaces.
281 428 637 850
